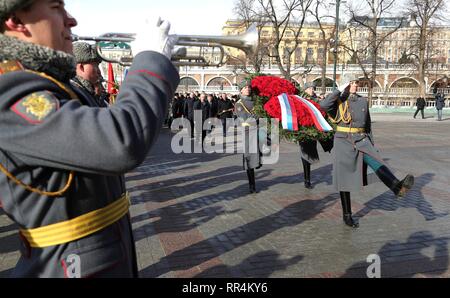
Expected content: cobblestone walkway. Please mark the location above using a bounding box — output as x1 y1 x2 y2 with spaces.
1 113 450 278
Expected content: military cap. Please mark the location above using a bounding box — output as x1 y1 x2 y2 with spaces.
0 0 34 23
238 78 252 90
304 82 316 90
73 42 102 64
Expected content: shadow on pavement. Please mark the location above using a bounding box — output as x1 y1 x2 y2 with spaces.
341 231 449 278
131 161 336 241
127 165 244 203
139 194 338 277
0 233 20 254
0 268 13 278
354 173 448 221
194 250 303 278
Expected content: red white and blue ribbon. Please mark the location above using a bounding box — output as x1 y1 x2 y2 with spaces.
277 93 299 131
293 95 333 132
277 93 333 132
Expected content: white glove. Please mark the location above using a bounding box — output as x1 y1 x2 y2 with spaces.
338 82 350 93
131 17 178 59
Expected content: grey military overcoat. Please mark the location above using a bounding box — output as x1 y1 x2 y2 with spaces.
0 43 179 277
320 90 387 192
235 96 261 170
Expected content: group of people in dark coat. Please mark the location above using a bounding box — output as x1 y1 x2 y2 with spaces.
170 91 238 141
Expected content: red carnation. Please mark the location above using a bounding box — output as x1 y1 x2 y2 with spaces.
251 76 297 98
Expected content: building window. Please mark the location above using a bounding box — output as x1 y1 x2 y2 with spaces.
318 48 325 60
295 48 303 64
307 48 314 63
308 32 315 38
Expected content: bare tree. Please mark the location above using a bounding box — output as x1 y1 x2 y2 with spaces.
309 0 335 92
256 0 314 80
344 0 402 105
405 0 447 97
231 0 270 73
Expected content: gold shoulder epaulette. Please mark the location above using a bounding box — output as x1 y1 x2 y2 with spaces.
0 60 24 75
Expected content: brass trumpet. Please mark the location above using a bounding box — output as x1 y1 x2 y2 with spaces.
71 24 258 67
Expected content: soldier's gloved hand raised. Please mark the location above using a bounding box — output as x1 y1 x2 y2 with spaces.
338 82 351 93
131 17 178 59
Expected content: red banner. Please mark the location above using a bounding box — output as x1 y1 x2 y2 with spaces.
107 63 117 95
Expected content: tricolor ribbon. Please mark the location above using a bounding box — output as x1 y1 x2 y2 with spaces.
277 93 298 131
293 95 333 132
277 93 333 132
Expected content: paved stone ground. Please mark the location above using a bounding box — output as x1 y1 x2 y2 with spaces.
1 113 450 278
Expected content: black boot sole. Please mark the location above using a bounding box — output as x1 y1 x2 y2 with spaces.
344 219 359 228
397 175 414 198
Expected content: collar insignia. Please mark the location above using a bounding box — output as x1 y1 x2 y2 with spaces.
0 60 24 75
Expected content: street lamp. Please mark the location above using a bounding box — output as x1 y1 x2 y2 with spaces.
330 0 345 91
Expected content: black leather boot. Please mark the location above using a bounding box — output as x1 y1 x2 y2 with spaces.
375 166 414 198
247 169 257 194
340 192 359 228
302 158 313 189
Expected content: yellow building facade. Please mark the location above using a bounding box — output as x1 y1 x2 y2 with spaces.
222 18 450 71
221 19 340 68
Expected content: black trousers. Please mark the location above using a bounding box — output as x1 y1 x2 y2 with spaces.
188 118 194 137
221 118 228 136
414 108 424 119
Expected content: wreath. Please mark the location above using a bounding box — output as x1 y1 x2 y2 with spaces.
248 74 334 143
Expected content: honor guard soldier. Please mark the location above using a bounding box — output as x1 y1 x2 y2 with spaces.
71 41 107 107
235 79 262 193
297 82 334 189
0 0 179 277
320 75 414 228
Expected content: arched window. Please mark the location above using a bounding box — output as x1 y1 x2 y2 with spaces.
313 77 335 88
179 77 199 87
207 77 231 88
390 78 419 88
357 78 382 89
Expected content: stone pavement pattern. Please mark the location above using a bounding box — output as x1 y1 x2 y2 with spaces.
1 113 450 278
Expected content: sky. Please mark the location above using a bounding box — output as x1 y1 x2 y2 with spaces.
66 0 235 37
65 0 448 38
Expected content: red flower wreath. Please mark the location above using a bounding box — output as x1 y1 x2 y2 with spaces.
250 75 325 128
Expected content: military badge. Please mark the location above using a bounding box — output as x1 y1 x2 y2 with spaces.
0 60 24 74
11 91 60 124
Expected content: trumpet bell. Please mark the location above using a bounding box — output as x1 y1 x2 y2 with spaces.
177 23 258 56
72 23 259 67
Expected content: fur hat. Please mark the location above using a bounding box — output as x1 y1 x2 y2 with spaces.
73 42 102 64
0 0 34 23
